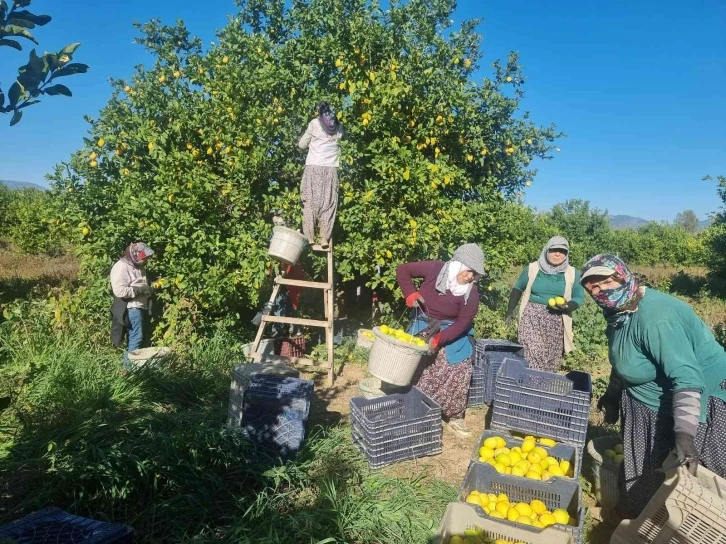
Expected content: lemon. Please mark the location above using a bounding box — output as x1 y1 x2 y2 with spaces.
516 516 533 526
496 502 510 516
504 467 512 474
539 512 557 527
525 471 542 480
497 493 509 503
528 463 543 476
469 490 480 496
521 439 536 453
485 458 497 467
548 298 556 307
487 493 498 503
541 472 552 481
506 508 519 521
532 520 544 528
515 460 531 472
515 503 533 517
489 511 505 519
527 452 542 464
479 447 495 460
465 494 480 506
379 325 390 335
548 465 565 477
555 296 566 305
488 501 497 511
483 437 499 450
614 444 624 455
511 446 523 455
494 447 510 456
533 447 549 459
530 500 547 514
511 466 526 477
559 459 571 474
545 456 559 467
509 452 522 465
494 463 506 474
540 458 551 470
539 438 557 447
496 437 507 449
552 509 570 524
495 454 511 467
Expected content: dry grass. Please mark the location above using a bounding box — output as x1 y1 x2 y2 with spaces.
0 248 79 284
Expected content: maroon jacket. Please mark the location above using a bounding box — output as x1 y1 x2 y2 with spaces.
396 260 479 346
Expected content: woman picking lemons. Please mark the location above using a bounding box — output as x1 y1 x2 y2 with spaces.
395 243 485 437
504 236 584 371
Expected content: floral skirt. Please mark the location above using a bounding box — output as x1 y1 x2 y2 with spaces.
414 348 472 419
518 302 564 372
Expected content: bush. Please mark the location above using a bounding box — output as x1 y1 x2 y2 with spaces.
1 188 66 255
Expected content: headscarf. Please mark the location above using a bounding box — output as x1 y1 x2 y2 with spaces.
435 243 485 304
539 236 570 274
123 242 155 266
317 101 339 135
447 261 472 297
581 254 642 327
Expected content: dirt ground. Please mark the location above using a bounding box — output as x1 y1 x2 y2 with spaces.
302 362 620 544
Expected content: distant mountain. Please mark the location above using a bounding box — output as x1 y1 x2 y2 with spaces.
609 215 650 229
0 179 47 191
698 219 712 230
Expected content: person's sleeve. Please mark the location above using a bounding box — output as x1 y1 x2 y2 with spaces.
298 121 313 149
643 320 705 393
110 263 135 299
571 270 585 306
439 288 479 345
513 266 530 291
396 261 435 299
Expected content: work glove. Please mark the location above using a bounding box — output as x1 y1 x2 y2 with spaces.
551 300 579 314
597 391 620 425
674 432 699 475
405 292 424 308
428 332 442 354
133 284 154 297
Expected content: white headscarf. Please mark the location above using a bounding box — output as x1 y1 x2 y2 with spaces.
446 261 472 297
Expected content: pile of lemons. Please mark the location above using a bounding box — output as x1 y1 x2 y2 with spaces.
464 492 575 528
378 325 427 347
449 531 526 544
477 435 575 480
360 330 375 341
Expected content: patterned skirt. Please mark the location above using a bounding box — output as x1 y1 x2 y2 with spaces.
620 382 726 518
414 348 473 420
518 302 564 372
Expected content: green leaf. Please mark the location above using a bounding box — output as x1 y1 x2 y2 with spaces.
59 42 81 56
0 38 21 50
41 83 70 97
8 81 23 106
51 63 89 79
17 99 40 109
1 25 37 43
8 10 52 27
10 109 22 126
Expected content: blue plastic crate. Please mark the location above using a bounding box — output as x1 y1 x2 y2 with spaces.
459 462 586 544
244 374 314 417
0 508 133 544
350 387 442 468
491 359 592 448
467 361 486 407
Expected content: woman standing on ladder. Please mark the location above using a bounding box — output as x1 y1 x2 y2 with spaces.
298 101 344 249
505 236 584 371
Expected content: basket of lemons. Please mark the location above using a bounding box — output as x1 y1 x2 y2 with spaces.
357 329 376 350
367 325 429 386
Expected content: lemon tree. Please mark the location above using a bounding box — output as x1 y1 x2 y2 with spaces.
50 0 560 337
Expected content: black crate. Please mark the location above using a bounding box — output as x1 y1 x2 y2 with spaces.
480 351 528 405
459 462 585 544
0 508 133 544
491 359 592 447
476 339 524 357
350 387 443 468
467 361 486 407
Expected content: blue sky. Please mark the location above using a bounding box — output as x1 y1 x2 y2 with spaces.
2 0 725 221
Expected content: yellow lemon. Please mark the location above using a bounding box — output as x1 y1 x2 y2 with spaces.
530 500 547 515
540 458 551 470
539 438 557 447
485 458 497 467
379 325 390 335
487 493 498 503
495 454 511 467
559 460 571 474
479 447 495 460
515 503 532 517
494 447 511 456
465 494 479 506
483 437 499 450
541 472 552 481
547 465 565 477
548 298 556 307
525 471 542 480
488 501 497 511
546 456 559 467
496 502 510 517
511 466 526 477
533 447 549 459
552 509 570 525
528 463 543 476
489 511 505 519
539 513 557 527
555 296 566 305
511 446 523 455
497 493 509 503
506 508 519 521
504 467 512 474
516 516 533 526
515 460 531 472
496 437 507 449
527 452 542 465
532 520 544 528
494 463 506 474
509 452 522 465
521 439 535 453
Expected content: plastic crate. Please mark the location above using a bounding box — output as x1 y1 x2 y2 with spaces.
479 350 528 405
459 462 586 544
350 387 443 468
471 429 582 480
476 339 525 357
432 502 574 544
491 359 591 447
611 454 726 544
0 508 133 544
467 361 486 407
238 375 314 458
227 363 300 428
586 435 623 508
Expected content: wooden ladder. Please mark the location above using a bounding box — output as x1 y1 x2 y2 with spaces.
248 241 335 386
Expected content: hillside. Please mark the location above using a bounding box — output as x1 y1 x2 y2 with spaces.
608 215 650 229
0 179 46 191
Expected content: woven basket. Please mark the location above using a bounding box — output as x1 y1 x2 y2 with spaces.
268 226 307 266
587 435 623 508
367 326 427 386
356 329 375 350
